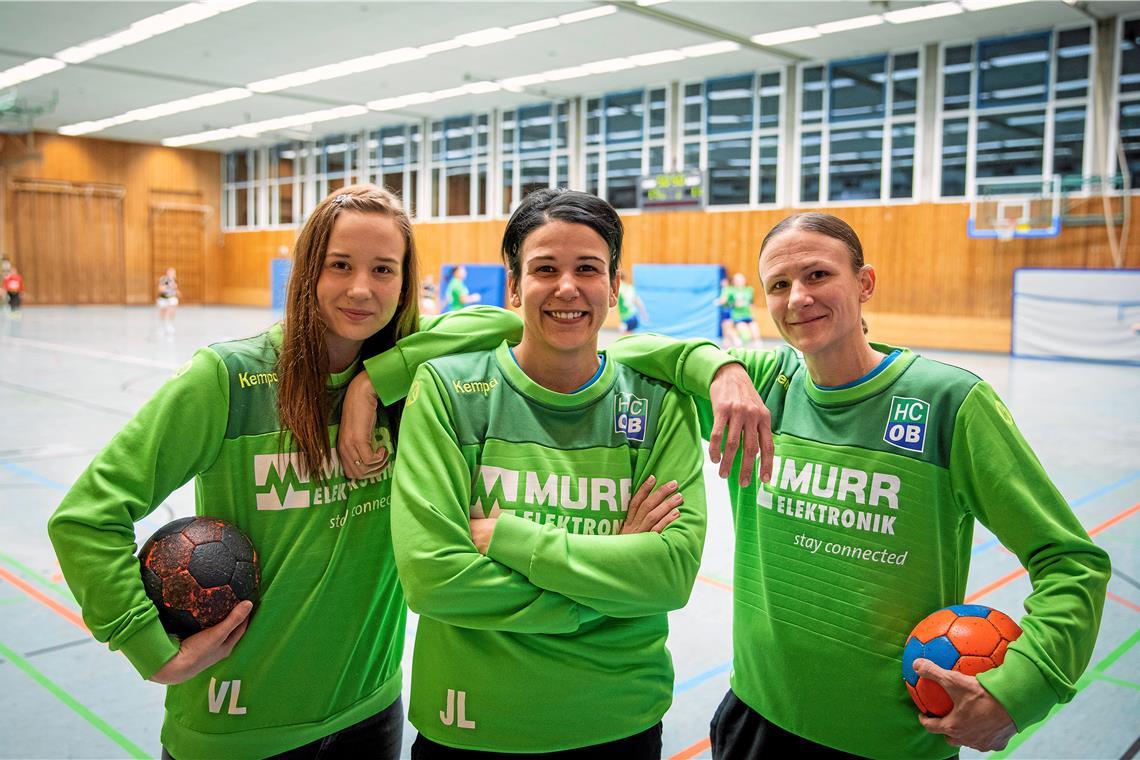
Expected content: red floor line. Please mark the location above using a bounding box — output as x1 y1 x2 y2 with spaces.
1107 590 1140 613
697 574 733 592
966 503 1140 603
0 565 88 633
670 736 711 760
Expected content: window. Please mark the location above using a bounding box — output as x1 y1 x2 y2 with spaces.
583 88 668 209
270 143 298 225
317 134 354 199
223 150 255 229
682 71 781 206
500 102 571 214
370 124 421 216
939 25 1091 198
429 114 491 217
1118 18 1140 177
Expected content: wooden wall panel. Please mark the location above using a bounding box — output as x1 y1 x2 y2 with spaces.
151 208 207 304
0 132 221 304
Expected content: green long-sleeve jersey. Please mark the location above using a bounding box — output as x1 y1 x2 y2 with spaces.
391 342 707 752
697 344 1110 759
46 308 522 760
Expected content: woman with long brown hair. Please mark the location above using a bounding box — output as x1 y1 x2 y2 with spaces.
48 185 521 759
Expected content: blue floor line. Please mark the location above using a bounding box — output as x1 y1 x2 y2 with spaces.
972 469 1140 556
675 661 731 695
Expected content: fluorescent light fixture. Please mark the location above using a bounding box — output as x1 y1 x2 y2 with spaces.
58 115 133 136
497 73 548 92
455 27 516 47
367 96 410 111
636 0 670 5
400 92 441 106
814 15 884 34
883 2 962 23
681 41 740 58
248 47 426 93
163 127 240 147
418 39 464 55
59 88 253 135
960 0 1036 8
584 57 636 74
559 6 617 25
462 81 501 95
752 26 821 46
629 49 685 66
543 65 592 82
0 58 66 90
227 105 369 139
509 18 561 35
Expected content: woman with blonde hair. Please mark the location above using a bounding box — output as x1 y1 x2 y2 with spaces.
49 185 520 759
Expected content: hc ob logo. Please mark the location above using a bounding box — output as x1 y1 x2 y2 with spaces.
614 393 648 442
884 396 929 453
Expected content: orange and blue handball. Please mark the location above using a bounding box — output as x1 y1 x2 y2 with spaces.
901 604 1023 716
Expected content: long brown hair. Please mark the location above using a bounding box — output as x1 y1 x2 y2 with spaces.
277 184 420 480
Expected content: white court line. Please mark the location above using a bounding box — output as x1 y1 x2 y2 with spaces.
0 336 181 370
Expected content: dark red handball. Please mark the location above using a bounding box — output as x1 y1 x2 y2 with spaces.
138 516 260 638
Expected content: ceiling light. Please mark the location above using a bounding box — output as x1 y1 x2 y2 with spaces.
814 15 884 34
418 39 464 55
752 27 821 46
883 2 963 23
0 58 66 89
400 92 441 106
636 0 670 5
629 49 685 66
455 27 516 47
681 41 740 58
462 81 502 95
543 65 593 82
508 18 561 35
584 57 636 74
58 115 133 136
959 0 1035 9
497 73 548 92
247 47 425 93
163 127 241 147
367 96 410 111
558 6 617 25
124 88 252 122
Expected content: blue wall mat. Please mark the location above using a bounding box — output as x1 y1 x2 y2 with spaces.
271 258 292 311
441 264 506 311
633 264 726 339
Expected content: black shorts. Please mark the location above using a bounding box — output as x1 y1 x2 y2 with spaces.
710 689 868 759
623 315 640 332
411 721 662 759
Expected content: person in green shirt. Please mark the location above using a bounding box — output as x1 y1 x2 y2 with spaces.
445 265 482 311
617 268 648 333
717 271 762 349
697 213 1110 759
390 189 711 757
47 186 527 760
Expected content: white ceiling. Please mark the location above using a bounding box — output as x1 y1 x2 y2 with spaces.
1 0 1135 152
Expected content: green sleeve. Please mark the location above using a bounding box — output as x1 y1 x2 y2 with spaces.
950 383 1111 729
46 349 231 679
607 333 737 400
693 347 782 443
486 387 707 617
391 365 599 633
362 306 523 404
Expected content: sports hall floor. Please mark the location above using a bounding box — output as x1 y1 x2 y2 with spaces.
1 305 1136 760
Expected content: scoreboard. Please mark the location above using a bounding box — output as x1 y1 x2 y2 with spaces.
638 171 705 211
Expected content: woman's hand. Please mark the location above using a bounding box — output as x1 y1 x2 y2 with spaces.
338 372 387 480
620 475 683 534
150 601 253 685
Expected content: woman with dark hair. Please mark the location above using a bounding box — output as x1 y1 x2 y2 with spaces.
389 188 710 758
48 185 526 759
700 212 1109 758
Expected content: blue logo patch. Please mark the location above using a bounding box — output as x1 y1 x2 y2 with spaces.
614 393 649 442
884 396 929 453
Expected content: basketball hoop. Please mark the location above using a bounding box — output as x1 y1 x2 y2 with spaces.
995 218 1017 243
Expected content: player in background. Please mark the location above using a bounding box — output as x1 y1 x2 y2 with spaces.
718 272 762 349
4 264 24 315
444 265 481 311
683 213 1110 758
47 186 533 760
387 188 712 757
617 268 649 333
420 273 440 315
156 267 181 334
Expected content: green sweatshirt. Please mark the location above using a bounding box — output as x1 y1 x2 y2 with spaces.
46 308 522 760
391 342 707 752
697 344 1110 759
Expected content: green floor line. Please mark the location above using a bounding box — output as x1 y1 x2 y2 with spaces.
993 628 1140 758
0 638 150 759
0 551 76 603
1092 672 1140 691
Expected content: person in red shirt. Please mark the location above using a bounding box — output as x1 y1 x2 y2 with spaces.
3 266 24 312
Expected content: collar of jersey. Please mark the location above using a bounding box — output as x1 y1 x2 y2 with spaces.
802 342 915 406
495 340 616 409
268 322 360 389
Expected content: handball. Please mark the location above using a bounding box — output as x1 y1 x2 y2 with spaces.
901 603 1022 716
138 516 260 638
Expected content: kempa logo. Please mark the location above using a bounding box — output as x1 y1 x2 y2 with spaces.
614 392 649 442
883 396 930 453
453 377 498 396
237 371 278 389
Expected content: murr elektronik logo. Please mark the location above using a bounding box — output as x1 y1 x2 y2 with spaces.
614 393 649 442
884 396 930 453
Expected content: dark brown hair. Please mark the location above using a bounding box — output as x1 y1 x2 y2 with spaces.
760 212 869 334
277 184 420 481
502 188 623 281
